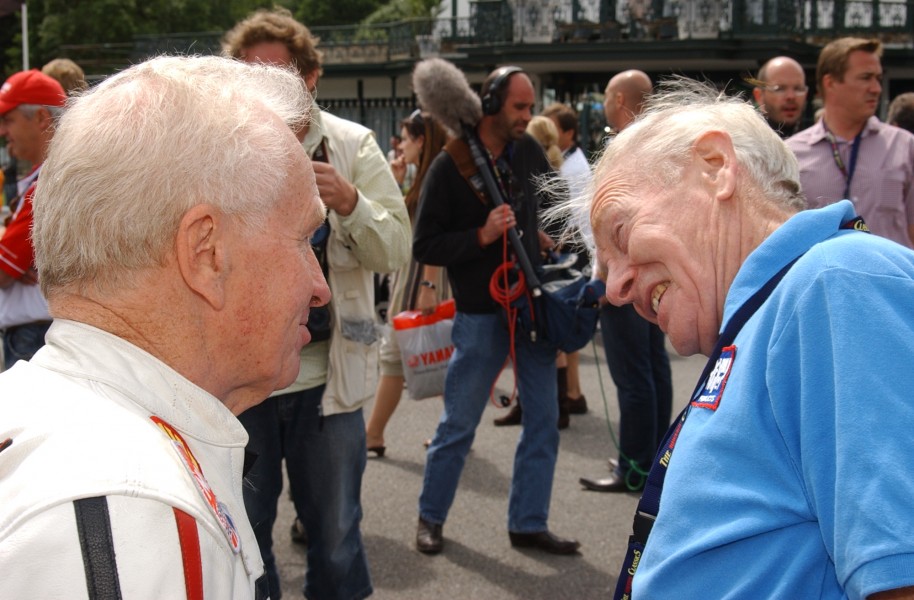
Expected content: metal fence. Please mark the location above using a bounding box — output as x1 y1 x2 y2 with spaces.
59 0 914 77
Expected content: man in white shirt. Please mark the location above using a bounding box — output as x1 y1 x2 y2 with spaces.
222 9 410 600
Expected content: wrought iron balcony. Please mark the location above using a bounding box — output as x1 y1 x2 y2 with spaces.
59 0 914 76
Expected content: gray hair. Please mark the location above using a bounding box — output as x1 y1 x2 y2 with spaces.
33 54 311 297
593 77 805 214
17 103 64 120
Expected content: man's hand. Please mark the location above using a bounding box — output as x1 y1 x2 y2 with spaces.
538 230 555 253
389 156 407 186
416 286 438 315
478 205 515 246
313 162 358 217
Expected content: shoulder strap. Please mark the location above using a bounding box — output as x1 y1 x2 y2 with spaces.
74 496 123 600
443 137 489 207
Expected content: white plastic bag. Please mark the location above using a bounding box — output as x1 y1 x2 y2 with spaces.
392 299 455 400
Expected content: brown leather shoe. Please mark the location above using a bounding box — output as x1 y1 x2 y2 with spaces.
493 403 522 426
509 529 581 555
416 517 443 554
565 394 588 414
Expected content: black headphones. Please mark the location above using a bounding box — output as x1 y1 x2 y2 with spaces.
481 66 524 116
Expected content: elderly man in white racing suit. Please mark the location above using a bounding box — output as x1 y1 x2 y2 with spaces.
222 9 411 600
0 55 331 599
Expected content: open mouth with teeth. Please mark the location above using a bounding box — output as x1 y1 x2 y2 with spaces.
651 283 669 314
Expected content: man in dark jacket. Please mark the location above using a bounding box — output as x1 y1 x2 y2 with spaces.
412 66 580 556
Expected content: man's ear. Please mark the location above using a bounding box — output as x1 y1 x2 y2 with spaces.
36 107 54 131
821 73 836 99
304 70 319 95
692 130 737 202
175 204 227 310
752 87 764 109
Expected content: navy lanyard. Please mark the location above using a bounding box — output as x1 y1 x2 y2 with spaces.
823 121 862 200
612 216 869 600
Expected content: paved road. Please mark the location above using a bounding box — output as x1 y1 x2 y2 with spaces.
272 331 706 599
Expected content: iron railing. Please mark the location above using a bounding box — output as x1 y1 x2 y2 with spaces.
59 0 914 77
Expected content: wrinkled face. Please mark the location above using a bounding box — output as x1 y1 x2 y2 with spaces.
0 107 45 163
399 125 423 166
496 74 535 142
229 146 331 400
591 164 721 356
825 50 883 123
758 62 808 128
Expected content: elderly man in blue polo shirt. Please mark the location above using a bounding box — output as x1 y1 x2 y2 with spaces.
587 77 914 599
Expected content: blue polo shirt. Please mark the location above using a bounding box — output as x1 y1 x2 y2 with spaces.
634 201 914 599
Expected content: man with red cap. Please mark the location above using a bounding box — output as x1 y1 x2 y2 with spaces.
0 70 66 370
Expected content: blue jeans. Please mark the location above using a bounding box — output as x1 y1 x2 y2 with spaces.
419 311 559 533
239 386 372 600
2 321 51 370
600 304 673 481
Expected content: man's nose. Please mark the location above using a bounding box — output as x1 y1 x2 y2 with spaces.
603 259 636 306
307 248 332 307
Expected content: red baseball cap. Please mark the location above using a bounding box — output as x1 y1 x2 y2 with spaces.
0 69 66 115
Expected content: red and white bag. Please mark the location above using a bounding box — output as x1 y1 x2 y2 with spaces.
392 299 456 400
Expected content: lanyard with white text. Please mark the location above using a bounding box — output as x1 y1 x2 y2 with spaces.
823 122 862 200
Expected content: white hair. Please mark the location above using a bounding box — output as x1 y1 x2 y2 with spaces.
593 77 805 213
33 54 312 297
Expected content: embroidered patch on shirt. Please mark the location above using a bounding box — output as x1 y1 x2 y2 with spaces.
151 416 241 554
691 345 736 412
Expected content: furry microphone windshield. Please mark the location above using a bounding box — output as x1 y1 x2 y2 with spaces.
412 58 483 138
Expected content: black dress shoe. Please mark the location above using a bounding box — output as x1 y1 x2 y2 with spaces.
493 403 522 426
509 530 581 555
416 517 443 554
367 445 386 458
579 471 644 493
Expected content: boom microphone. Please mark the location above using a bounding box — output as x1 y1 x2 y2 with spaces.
411 58 543 299
412 58 483 137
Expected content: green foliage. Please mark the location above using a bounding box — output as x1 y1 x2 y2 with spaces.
295 0 382 28
0 0 415 77
362 0 441 26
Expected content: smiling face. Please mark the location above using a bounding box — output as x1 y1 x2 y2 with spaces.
591 162 724 357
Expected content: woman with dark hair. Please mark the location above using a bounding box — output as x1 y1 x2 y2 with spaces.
366 110 450 456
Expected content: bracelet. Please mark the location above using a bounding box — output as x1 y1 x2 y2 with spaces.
419 280 437 290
